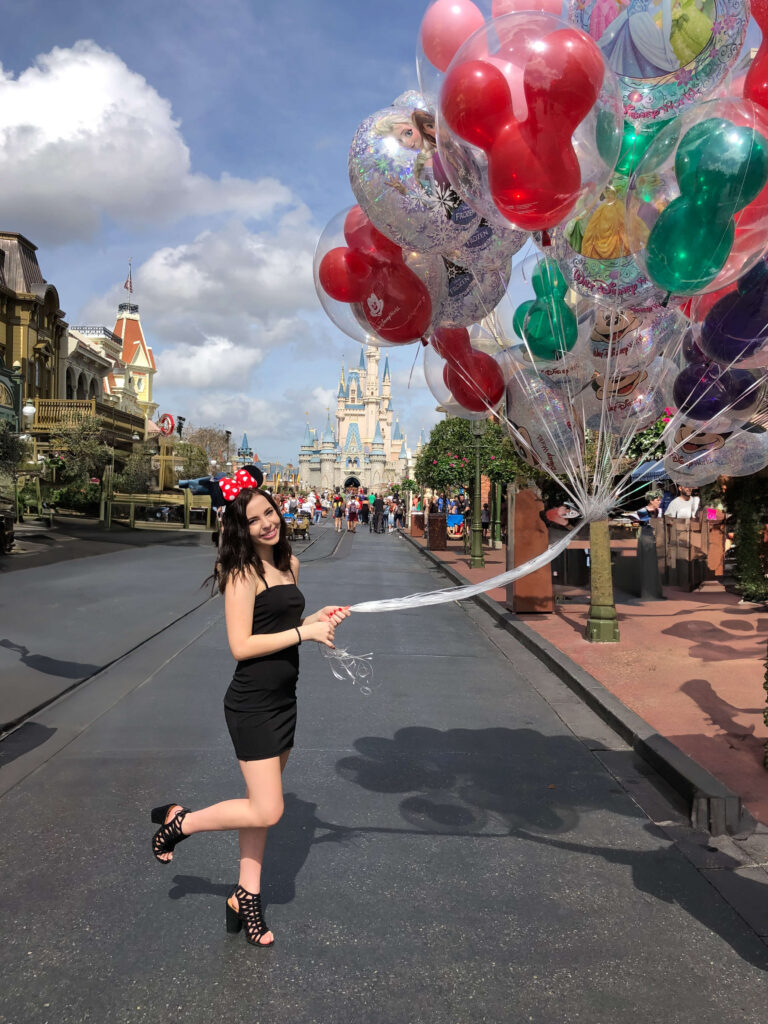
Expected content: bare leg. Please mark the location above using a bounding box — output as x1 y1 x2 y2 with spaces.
230 748 291 945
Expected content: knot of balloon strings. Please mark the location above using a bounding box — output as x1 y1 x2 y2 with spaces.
322 646 374 695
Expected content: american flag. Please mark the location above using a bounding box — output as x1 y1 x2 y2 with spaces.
123 272 133 293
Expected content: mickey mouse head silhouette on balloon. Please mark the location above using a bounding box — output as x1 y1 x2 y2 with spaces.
318 207 433 344
440 28 606 232
431 324 505 412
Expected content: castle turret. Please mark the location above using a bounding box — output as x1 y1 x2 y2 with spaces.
369 418 386 491
320 414 337 491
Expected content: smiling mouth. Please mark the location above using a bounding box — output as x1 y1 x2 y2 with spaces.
261 529 277 540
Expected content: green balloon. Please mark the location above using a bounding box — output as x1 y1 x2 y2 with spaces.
646 118 768 296
513 300 533 339
513 258 577 359
646 197 735 295
675 118 768 209
614 119 667 177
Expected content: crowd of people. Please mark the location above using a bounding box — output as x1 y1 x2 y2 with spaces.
273 488 409 536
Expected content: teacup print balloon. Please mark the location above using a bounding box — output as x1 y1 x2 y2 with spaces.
664 422 768 485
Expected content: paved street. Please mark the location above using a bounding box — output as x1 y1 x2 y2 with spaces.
1 522 768 1024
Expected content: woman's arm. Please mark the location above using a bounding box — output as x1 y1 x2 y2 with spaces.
224 568 333 658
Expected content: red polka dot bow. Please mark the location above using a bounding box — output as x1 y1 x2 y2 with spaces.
219 469 260 502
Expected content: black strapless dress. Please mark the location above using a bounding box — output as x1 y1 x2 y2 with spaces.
224 580 305 761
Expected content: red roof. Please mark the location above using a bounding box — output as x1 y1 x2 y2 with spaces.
113 311 156 371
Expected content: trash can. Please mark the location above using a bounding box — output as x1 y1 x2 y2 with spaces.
411 512 425 538
427 513 447 551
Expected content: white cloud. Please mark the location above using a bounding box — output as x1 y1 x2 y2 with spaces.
81 213 320 352
159 335 264 390
0 41 293 242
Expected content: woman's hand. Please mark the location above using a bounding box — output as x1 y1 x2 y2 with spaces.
306 605 351 626
301 620 336 648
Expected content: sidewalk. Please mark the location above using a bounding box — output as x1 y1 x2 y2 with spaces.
408 532 768 828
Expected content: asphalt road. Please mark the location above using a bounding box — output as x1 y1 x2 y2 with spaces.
1 522 767 1023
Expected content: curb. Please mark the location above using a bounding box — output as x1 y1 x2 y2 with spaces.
402 531 755 838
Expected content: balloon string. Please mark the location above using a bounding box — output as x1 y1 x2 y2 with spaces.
322 646 374 695
349 515 600 614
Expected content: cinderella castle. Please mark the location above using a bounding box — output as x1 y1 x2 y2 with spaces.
298 345 413 492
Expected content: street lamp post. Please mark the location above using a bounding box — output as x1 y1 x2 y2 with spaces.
11 401 37 523
470 419 485 568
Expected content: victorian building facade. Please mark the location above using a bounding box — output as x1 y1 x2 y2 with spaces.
0 232 68 420
298 345 410 493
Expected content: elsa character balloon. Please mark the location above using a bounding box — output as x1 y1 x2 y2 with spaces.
597 0 681 79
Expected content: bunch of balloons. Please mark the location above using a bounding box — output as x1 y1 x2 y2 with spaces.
313 0 768 513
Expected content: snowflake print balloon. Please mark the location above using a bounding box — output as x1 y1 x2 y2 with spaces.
349 103 482 254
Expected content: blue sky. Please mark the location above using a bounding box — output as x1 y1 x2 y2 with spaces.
0 0 435 462
0 1 761 463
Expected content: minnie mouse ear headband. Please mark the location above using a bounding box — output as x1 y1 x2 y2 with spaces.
219 466 264 502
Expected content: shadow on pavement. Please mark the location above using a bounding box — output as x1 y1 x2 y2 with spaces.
511 825 768 972
336 725 768 971
0 721 57 767
0 638 100 679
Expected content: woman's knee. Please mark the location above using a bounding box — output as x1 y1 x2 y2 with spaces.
250 797 283 828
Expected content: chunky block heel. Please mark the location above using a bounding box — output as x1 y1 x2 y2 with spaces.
226 886 274 946
151 804 174 825
150 803 190 863
226 898 243 934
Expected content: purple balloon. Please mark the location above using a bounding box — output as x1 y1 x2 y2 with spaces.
673 362 755 421
681 326 705 364
700 260 768 365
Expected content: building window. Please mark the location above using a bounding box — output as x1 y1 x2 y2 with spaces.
136 377 144 392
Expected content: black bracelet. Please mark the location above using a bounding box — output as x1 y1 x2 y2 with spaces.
295 627 302 646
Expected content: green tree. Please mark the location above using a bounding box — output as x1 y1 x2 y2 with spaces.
414 417 541 492
49 417 112 483
0 423 27 478
414 418 474 492
115 443 154 494
175 441 210 479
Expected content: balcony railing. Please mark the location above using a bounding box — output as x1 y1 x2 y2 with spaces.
30 398 146 443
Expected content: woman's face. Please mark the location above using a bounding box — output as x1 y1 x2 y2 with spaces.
393 121 422 150
245 493 281 547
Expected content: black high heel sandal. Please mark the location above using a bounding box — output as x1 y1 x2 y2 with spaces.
226 885 274 947
151 803 190 863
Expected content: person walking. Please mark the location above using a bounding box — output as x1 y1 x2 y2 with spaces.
360 495 370 528
481 502 490 543
313 494 323 525
347 495 359 533
332 490 344 533
149 475 350 946
373 493 385 534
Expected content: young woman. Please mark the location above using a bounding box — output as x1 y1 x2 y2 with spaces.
150 477 350 947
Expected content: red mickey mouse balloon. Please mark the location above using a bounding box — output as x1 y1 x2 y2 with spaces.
440 22 610 232
432 325 505 413
317 207 432 345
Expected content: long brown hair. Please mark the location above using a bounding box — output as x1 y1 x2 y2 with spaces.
209 488 292 594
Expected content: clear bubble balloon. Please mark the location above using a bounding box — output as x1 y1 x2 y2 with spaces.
505 369 585 473
349 104 481 255
569 0 747 125
626 98 768 296
664 422 768 485
437 12 623 233
314 206 434 347
582 356 677 433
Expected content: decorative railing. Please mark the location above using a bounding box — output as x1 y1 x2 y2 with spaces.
31 398 145 440
69 325 121 344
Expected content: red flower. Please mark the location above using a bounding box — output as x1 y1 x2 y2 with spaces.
432 459 437 464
